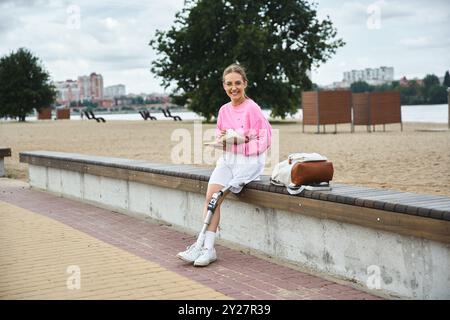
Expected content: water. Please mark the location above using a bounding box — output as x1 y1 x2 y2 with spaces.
399 104 447 123
285 104 448 124
5 104 449 123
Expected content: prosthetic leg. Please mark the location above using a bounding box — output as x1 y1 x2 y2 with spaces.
177 183 242 263
194 185 232 246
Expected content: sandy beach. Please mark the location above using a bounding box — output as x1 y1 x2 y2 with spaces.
1 119 449 197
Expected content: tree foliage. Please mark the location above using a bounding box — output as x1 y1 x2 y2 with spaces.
350 81 373 93
444 71 450 88
349 72 449 105
0 48 56 121
149 0 345 121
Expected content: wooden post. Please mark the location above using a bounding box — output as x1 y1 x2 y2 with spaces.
350 94 355 133
316 91 320 134
447 88 450 129
367 93 372 133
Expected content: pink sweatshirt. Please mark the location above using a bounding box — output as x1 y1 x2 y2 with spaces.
216 98 272 156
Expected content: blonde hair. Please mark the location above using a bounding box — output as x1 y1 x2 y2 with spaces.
222 63 249 98
222 63 248 83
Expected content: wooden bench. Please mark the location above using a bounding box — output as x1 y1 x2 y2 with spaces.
18 151 450 298
19 151 450 242
0 148 12 177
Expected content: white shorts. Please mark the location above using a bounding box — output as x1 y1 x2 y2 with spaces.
208 152 266 193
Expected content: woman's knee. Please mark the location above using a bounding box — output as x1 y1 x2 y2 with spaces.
205 184 226 202
206 184 224 196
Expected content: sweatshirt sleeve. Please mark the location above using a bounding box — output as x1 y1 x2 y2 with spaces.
244 107 272 156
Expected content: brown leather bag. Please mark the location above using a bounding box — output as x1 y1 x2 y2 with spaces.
291 160 334 186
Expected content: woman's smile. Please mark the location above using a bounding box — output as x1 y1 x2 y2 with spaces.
223 72 247 105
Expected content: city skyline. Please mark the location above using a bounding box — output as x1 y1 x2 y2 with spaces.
1 0 449 94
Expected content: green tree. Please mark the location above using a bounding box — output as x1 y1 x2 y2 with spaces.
422 74 443 104
427 85 447 104
149 0 344 121
350 81 373 93
0 48 56 121
443 71 450 88
422 74 440 88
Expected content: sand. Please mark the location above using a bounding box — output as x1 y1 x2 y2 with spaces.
1 119 449 197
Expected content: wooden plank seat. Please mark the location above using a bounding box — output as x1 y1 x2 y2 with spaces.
19 151 450 243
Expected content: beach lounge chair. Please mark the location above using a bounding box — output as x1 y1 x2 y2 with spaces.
145 111 157 120
83 110 93 120
139 110 157 120
166 109 182 121
88 110 106 123
160 108 182 121
139 111 147 120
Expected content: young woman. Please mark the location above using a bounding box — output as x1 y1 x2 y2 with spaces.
177 63 272 266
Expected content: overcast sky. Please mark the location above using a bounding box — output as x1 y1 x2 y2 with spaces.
1 0 449 94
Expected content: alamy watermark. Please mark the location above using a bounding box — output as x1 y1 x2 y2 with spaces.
170 121 280 169
366 265 381 290
367 2 382 30
66 265 81 290
66 4 81 30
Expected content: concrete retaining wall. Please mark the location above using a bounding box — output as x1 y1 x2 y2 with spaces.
28 164 450 299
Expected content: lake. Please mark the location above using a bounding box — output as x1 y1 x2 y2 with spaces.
6 104 449 124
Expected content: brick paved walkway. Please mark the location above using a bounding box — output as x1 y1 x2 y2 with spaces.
0 178 382 300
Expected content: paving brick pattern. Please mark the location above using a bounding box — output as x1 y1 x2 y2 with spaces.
0 201 229 300
0 179 381 300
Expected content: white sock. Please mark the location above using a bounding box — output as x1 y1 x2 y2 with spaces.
204 231 216 250
196 232 206 246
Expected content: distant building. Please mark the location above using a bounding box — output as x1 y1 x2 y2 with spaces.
90 73 103 100
104 84 126 98
77 73 103 101
399 76 423 87
77 75 90 101
323 81 349 89
55 79 80 104
343 66 394 85
100 99 114 109
399 76 409 87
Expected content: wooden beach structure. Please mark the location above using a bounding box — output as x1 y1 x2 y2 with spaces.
56 108 70 120
37 107 52 120
352 91 402 132
301 90 352 133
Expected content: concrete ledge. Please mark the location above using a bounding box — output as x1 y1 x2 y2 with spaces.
0 147 11 177
20 151 450 299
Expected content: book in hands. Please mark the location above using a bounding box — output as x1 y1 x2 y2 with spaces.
203 129 246 147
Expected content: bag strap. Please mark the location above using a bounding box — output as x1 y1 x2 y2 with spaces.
270 178 286 187
286 184 305 195
271 178 305 194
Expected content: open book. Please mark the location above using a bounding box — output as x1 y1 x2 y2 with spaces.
203 129 246 147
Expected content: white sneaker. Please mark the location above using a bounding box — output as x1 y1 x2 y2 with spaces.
177 243 203 263
193 247 217 267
